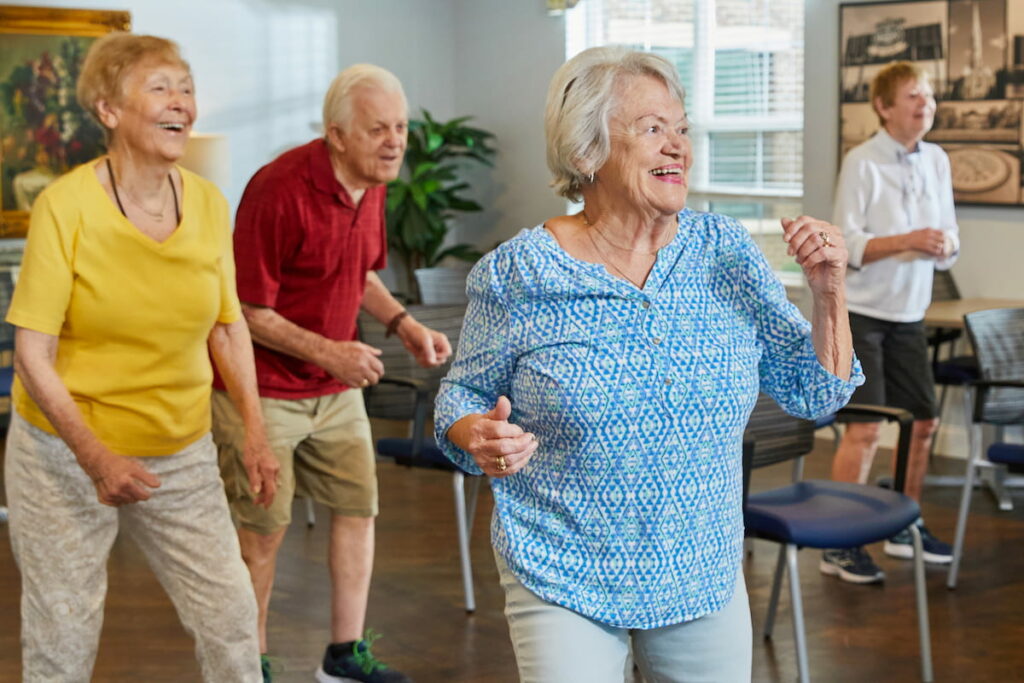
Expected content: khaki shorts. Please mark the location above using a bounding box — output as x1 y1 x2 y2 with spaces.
211 389 378 534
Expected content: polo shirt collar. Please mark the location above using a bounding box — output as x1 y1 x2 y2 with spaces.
309 138 357 208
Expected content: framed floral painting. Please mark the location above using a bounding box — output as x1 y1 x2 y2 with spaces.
0 5 130 237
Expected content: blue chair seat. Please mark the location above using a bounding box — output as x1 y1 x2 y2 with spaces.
988 443 1024 467
745 479 920 549
0 364 13 395
933 355 977 384
376 436 473 473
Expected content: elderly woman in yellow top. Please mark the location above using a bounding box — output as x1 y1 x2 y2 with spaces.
4 34 277 682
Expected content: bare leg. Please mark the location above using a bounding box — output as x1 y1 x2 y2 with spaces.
900 418 939 502
237 526 288 653
330 514 375 642
832 422 882 484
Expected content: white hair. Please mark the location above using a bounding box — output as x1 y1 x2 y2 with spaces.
544 46 687 201
322 63 407 132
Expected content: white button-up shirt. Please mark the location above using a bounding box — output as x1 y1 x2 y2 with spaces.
833 128 960 322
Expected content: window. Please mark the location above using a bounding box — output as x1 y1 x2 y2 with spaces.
565 0 805 278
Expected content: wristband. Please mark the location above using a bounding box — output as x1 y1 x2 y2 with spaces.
385 310 409 338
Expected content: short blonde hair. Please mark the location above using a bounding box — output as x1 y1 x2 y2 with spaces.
544 46 686 201
322 64 407 132
77 33 190 128
870 61 929 124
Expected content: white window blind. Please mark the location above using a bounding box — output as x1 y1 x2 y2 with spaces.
565 0 805 278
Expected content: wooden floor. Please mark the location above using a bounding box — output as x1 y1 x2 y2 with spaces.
1 436 1023 682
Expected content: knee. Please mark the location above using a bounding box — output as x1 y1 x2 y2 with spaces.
238 528 285 568
913 418 939 440
843 422 882 451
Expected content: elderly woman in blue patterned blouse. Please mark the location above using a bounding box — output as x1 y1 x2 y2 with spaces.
435 46 863 682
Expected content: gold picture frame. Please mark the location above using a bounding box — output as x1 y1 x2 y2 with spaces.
0 5 131 237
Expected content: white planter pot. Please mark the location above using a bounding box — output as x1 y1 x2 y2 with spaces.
414 266 470 305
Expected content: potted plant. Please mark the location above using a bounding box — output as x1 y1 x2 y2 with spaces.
386 109 496 303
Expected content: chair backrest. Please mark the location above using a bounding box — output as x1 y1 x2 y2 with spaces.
359 304 465 422
964 307 1024 425
931 269 961 303
744 393 817 470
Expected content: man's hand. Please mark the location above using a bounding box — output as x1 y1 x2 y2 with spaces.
85 451 161 507
902 227 947 257
396 317 452 368
318 340 385 388
447 396 538 478
243 434 280 508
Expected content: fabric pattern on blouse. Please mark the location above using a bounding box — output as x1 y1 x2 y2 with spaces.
434 209 863 629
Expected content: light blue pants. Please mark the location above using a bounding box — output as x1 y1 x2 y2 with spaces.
497 553 752 683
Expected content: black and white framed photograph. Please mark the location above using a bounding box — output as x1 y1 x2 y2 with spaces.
840 0 1024 206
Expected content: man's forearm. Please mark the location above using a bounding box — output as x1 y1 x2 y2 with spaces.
361 272 407 326
860 234 909 265
242 304 332 366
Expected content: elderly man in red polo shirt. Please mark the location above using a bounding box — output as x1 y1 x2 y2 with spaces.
212 64 450 683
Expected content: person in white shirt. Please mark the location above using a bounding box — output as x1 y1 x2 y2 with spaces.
822 61 960 585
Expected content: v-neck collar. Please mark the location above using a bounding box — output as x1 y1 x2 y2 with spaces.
89 161 187 249
536 210 692 296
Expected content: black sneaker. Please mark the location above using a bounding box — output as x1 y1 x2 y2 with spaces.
315 631 412 683
884 522 953 564
820 547 885 584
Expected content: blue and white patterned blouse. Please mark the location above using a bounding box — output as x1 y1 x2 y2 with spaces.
434 209 863 629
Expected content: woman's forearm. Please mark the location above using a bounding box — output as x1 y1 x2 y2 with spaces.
810 291 853 380
13 327 113 474
208 319 265 434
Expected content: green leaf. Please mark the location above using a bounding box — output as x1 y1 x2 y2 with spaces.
426 132 444 153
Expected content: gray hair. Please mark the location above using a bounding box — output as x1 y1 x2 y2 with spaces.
544 46 686 201
322 63 407 132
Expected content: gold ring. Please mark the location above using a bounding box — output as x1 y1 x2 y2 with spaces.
496 456 507 472
360 379 369 387
819 231 833 248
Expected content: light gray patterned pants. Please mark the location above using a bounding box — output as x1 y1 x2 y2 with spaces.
4 413 261 683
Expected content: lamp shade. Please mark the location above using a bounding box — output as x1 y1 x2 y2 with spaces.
178 133 230 192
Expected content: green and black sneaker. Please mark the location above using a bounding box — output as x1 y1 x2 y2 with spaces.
314 630 412 683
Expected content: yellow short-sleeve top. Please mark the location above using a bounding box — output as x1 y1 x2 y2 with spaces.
6 161 242 456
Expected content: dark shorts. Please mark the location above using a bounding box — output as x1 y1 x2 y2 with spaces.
847 312 937 422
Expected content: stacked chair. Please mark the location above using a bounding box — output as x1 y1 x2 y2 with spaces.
946 307 1024 589
359 304 482 612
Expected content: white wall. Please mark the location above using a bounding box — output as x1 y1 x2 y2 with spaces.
805 0 1024 456
452 0 569 249
3 0 457 211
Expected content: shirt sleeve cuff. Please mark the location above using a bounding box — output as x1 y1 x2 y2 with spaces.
433 385 490 475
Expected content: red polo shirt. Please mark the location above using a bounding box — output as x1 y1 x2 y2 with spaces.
216 138 386 398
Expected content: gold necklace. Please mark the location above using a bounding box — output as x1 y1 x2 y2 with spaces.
579 211 665 255
579 212 650 287
107 157 176 221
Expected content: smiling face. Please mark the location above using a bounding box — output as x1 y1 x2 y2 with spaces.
592 74 692 219
876 77 936 147
99 60 196 164
327 85 408 190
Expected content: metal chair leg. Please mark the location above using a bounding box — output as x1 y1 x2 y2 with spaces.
948 384 977 589
452 472 476 613
786 544 810 683
764 544 786 639
948 421 981 589
465 475 483 535
908 525 934 682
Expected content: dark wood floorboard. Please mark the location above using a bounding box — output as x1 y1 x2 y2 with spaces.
2 436 1023 682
